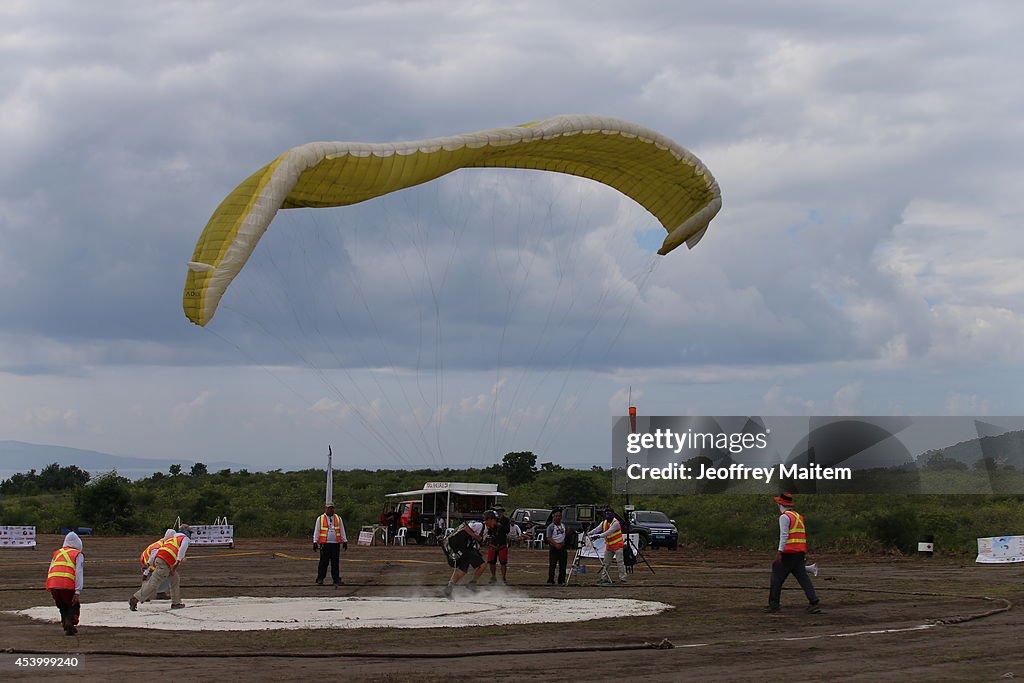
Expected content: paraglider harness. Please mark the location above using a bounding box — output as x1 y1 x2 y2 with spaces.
623 538 638 569
620 513 654 575
441 522 484 568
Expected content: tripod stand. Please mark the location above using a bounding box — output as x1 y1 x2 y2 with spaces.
565 533 593 586
625 535 655 575
621 514 655 575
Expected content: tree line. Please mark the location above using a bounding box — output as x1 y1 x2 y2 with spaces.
2 454 1023 554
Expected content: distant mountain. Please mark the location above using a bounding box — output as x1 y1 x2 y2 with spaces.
915 429 1024 468
0 440 246 481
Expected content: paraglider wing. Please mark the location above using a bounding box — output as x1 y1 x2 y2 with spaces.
183 114 722 326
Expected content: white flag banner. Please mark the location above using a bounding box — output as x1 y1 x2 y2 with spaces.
0 526 37 548
976 536 1024 564
326 445 333 505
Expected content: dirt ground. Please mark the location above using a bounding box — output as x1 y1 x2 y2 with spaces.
2 535 1022 682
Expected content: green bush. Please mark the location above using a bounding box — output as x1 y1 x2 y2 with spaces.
74 472 137 533
867 508 921 553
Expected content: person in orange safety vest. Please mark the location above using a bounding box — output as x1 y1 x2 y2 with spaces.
313 502 348 585
765 493 820 614
130 525 191 611
46 531 84 636
588 507 628 584
138 529 175 600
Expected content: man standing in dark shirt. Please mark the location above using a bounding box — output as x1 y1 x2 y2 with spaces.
487 505 512 585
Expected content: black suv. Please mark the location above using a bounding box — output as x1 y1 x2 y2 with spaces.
628 510 678 550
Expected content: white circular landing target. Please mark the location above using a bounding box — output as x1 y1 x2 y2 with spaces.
13 595 671 631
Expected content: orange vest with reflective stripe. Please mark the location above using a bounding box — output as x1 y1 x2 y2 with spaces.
46 547 81 591
155 534 184 567
783 510 807 553
140 539 163 566
317 514 343 544
602 519 625 551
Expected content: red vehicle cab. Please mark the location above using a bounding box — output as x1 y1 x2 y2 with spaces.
397 501 422 532
379 500 422 542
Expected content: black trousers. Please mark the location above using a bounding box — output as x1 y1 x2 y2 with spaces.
768 552 818 607
548 547 567 584
317 543 341 583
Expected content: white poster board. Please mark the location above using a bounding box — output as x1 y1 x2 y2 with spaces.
976 536 1024 564
578 533 640 558
357 530 375 546
0 526 37 548
190 524 234 547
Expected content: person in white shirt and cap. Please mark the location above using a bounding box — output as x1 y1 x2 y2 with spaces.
765 492 820 614
313 502 348 585
442 510 498 598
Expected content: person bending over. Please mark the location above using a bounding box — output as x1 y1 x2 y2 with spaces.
443 510 498 598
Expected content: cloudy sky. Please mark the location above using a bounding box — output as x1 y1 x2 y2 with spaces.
1 1 1021 471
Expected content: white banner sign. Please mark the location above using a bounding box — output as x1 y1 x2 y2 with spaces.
190 524 234 547
0 526 37 548
977 536 1024 564
357 530 375 546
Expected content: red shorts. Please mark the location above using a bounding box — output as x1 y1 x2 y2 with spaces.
487 545 509 564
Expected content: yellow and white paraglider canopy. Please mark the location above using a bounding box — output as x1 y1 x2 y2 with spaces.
183 115 722 326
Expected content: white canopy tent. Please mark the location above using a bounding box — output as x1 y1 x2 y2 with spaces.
385 482 508 535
